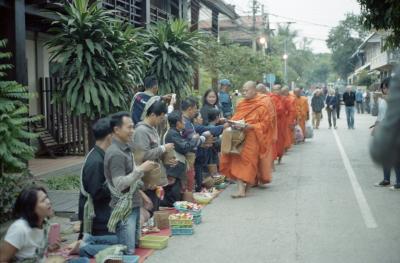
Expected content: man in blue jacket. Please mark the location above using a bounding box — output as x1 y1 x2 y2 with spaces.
218 79 233 119
343 86 356 129
355 88 364 114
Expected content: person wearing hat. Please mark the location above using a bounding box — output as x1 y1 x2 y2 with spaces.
218 79 233 119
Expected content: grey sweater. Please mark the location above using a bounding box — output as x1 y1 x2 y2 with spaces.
132 122 168 185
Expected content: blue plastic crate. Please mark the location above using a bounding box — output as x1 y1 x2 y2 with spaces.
193 215 202 225
122 255 140 263
171 227 194 235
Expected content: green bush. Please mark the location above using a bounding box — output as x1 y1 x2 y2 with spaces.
0 172 34 223
45 174 80 190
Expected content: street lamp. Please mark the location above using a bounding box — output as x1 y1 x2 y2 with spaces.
283 53 288 85
259 37 266 45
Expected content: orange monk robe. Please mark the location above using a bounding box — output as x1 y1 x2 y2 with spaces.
294 95 310 137
269 93 286 158
257 94 277 184
220 94 270 185
283 95 296 149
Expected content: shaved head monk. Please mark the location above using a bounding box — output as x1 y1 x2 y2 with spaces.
220 81 271 198
269 85 286 163
293 87 310 141
256 83 268 94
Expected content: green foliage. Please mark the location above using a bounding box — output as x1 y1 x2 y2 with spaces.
0 39 41 175
356 69 376 86
47 0 145 119
0 172 34 223
201 37 271 89
326 14 368 79
45 174 80 190
358 0 400 50
144 20 203 99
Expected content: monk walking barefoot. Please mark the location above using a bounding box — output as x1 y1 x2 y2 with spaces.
220 81 271 198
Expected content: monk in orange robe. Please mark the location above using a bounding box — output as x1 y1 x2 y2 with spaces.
269 85 286 163
293 88 310 141
220 81 271 197
281 87 296 150
255 83 277 185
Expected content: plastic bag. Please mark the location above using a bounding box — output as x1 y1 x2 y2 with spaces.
295 125 304 143
305 120 314 139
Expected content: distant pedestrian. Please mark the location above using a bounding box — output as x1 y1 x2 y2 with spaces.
325 88 337 129
355 88 364 114
343 86 356 129
364 90 371 114
371 77 400 190
311 89 324 129
335 88 341 119
218 79 233 119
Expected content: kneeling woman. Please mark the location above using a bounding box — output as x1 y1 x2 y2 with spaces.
0 186 57 262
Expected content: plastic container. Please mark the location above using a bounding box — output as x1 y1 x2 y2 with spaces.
122 255 140 263
171 227 194 235
193 215 202 225
215 182 227 190
139 235 169 250
193 193 213 205
169 214 193 227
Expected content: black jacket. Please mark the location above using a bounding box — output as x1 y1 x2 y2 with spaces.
164 127 198 179
343 91 356 107
370 68 400 167
78 145 112 236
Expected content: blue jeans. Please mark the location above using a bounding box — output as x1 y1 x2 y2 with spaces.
383 166 400 185
345 106 355 128
116 207 140 255
79 234 118 258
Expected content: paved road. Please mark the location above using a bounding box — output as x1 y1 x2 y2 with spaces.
147 110 400 263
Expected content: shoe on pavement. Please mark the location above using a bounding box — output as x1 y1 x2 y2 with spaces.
390 184 400 190
375 180 391 187
334 126 337 129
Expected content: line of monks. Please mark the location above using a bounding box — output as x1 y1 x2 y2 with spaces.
220 81 310 198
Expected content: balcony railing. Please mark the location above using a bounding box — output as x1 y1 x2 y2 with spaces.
150 5 173 23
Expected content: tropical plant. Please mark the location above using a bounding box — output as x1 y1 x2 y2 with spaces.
326 14 368 79
144 20 203 99
46 0 145 119
358 0 400 50
0 39 41 175
0 39 39 221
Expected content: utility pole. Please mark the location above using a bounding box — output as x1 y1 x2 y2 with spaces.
252 0 258 52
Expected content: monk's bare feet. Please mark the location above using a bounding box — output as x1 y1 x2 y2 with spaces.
278 156 282 164
232 180 246 198
231 193 246 198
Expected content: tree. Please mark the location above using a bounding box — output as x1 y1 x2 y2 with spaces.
326 14 368 79
0 39 41 175
358 0 400 49
47 0 145 119
144 20 203 100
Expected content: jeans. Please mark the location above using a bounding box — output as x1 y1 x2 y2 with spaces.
356 101 364 114
345 106 355 128
383 166 400 185
327 108 336 127
336 104 340 118
79 234 118 258
116 207 141 255
194 159 206 192
312 111 322 128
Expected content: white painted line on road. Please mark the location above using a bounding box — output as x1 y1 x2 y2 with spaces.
332 130 378 229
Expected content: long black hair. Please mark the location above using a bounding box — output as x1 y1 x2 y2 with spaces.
202 89 219 107
13 186 48 228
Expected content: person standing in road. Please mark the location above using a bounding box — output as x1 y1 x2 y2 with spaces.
218 79 233 119
343 86 356 129
372 77 400 190
293 87 310 140
335 88 341 119
355 88 364 114
311 89 325 129
325 88 337 129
